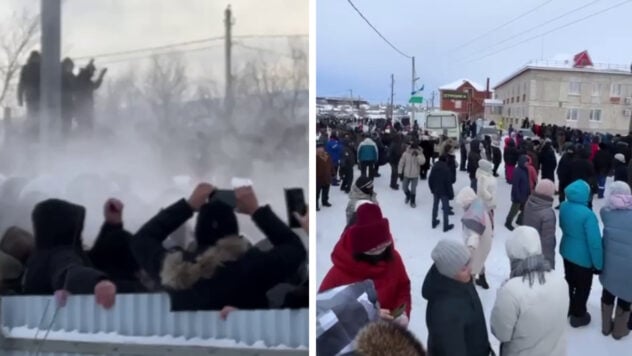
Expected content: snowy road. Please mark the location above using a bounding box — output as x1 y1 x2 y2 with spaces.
316 160 632 355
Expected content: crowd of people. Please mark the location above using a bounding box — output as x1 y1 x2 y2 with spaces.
18 50 107 137
316 117 632 355
0 181 309 315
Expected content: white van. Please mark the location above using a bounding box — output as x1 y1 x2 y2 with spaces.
424 111 461 143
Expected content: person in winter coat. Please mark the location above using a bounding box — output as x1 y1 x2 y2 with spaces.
87 199 145 292
428 155 455 232
357 135 379 179
398 141 426 208
556 144 575 207
354 320 426 356
476 160 497 225
522 179 557 269
339 139 356 193
613 154 628 183
490 226 569 356
345 176 378 225
326 134 344 186
504 138 519 184
459 137 469 172
467 140 482 192
456 187 493 289
560 179 603 327
419 135 434 179
316 143 333 211
0 227 34 294
131 184 306 311
570 146 597 209
599 181 632 339
593 143 612 198
506 155 531 231
23 199 117 309
538 139 557 182
320 204 412 326
74 59 106 132
61 57 77 137
17 51 41 132
491 141 502 177
422 239 493 356
388 135 405 190
526 156 537 191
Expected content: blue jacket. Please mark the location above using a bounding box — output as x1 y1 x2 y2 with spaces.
511 156 530 204
600 204 632 301
357 138 378 163
326 139 343 163
559 180 603 269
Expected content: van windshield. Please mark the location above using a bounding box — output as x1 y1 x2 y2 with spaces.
426 115 457 129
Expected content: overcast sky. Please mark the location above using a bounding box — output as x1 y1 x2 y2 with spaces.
1 0 307 87
317 0 632 104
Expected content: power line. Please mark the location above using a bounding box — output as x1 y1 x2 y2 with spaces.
234 43 295 59
464 0 632 63
98 44 225 66
346 0 412 59
447 0 553 53
463 0 602 58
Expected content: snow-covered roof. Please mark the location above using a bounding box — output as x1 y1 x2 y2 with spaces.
439 79 486 92
484 99 503 105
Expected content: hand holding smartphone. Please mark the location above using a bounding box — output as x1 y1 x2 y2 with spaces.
285 188 306 228
391 303 406 319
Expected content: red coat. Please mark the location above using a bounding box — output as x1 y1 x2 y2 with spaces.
589 143 599 162
319 228 412 317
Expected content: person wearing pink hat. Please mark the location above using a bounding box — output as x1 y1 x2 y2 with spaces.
522 179 558 269
319 204 412 326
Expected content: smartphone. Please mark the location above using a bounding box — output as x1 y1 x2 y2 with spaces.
285 188 306 228
209 189 237 208
391 303 406 319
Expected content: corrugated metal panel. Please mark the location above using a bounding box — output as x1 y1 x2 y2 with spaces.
1 294 308 349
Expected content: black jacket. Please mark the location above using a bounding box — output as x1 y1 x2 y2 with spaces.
130 199 306 311
23 199 107 295
504 142 519 166
491 146 502 166
614 161 628 182
570 158 596 193
592 149 612 176
467 142 481 180
428 160 454 199
388 141 405 166
422 265 492 356
538 146 557 181
340 145 355 171
557 153 575 188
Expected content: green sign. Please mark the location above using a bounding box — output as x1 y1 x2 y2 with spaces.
442 91 468 100
409 96 423 104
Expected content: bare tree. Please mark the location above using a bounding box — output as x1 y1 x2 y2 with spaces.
0 9 39 107
143 54 187 128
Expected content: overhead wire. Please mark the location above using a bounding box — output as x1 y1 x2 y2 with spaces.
463 0 632 64
346 0 412 59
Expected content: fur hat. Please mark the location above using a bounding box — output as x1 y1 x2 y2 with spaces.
355 321 426 356
431 239 470 279
506 226 542 260
195 200 239 248
615 153 626 164
349 204 391 254
535 179 555 198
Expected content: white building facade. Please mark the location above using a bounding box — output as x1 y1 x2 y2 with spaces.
494 57 632 134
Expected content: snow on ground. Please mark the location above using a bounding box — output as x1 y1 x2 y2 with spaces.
316 160 632 355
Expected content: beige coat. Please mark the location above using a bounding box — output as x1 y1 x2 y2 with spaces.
398 148 426 179
456 187 493 276
476 168 497 211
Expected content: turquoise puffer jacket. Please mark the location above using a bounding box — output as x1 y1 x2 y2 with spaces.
559 180 603 270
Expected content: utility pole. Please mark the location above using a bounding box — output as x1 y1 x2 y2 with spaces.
224 5 234 118
390 74 395 119
411 56 419 124
40 0 62 147
431 91 436 110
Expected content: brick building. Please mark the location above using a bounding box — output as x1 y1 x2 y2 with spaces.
439 79 492 121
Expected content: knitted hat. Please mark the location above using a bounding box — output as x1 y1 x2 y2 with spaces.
506 226 542 260
478 159 493 174
535 179 555 198
195 200 239 248
355 176 374 195
349 204 391 254
431 240 470 279
615 153 626 163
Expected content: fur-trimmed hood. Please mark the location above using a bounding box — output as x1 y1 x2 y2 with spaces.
355 321 426 356
160 235 251 290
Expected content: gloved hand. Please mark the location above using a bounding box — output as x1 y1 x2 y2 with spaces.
399 174 404 181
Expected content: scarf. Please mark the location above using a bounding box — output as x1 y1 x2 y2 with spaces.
509 254 551 287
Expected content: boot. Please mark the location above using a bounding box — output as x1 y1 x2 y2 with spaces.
432 219 440 229
405 192 411 204
612 307 631 340
323 201 332 207
410 194 416 208
443 223 454 232
505 222 514 231
570 312 591 328
475 274 490 289
602 303 614 336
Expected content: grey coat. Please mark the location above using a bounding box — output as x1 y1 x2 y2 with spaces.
345 185 378 225
522 193 557 269
600 207 632 301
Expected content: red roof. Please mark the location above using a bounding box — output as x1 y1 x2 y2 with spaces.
573 50 593 68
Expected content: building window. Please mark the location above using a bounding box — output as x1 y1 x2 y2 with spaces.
523 94 526 102
455 100 462 109
508 108 511 117
592 83 600 97
611 83 622 98
511 97 514 103
567 108 579 121
517 96 520 103
589 109 602 122
569 81 581 95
